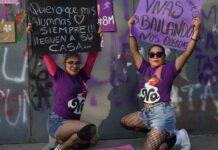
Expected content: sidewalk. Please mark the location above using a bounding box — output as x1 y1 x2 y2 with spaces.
0 134 217 150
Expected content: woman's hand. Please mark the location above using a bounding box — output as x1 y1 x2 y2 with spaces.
98 27 103 41
26 23 33 34
191 17 201 41
175 17 201 71
128 17 135 36
192 17 201 32
128 17 135 28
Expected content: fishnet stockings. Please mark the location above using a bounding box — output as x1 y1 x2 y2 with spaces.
143 128 169 150
121 112 171 150
120 111 147 129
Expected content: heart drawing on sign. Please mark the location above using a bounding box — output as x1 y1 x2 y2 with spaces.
74 15 85 25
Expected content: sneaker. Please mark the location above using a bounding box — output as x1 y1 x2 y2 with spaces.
53 144 61 150
47 140 58 150
177 129 191 150
41 140 57 150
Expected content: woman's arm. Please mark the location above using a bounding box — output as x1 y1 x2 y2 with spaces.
83 52 98 77
175 17 201 71
83 27 103 76
128 17 143 69
42 54 57 77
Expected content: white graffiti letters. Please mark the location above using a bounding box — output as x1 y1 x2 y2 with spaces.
2 47 27 83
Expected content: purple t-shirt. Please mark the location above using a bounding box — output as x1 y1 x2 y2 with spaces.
138 59 179 103
51 67 89 120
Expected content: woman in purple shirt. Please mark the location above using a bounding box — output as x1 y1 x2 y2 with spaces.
120 17 201 150
27 23 102 150
44 52 98 150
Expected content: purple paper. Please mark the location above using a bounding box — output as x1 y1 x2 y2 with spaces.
96 144 135 150
132 0 203 51
98 0 116 32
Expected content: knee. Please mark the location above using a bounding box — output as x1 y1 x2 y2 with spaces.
120 118 134 130
55 133 63 143
120 117 127 126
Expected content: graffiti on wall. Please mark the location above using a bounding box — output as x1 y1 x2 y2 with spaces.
28 52 52 111
0 89 29 126
0 46 27 127
0 4 26 42
185 4 218 120
195 5 218 86
2 47 27 82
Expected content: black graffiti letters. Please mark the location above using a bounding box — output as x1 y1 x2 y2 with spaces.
145 0 184 19
136 15 194 38
139 32 160 43
164 36 188 48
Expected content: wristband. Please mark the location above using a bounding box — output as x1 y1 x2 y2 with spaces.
191 37 198 42
129 33 135 37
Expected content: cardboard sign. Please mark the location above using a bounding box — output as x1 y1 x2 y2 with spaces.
28 0 101 54
132 0 203 51
97 0 116 31
0 21 16 43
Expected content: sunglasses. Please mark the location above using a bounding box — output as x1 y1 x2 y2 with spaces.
148 51 164 58
65 61 81 66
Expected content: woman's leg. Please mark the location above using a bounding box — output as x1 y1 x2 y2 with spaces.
158 134 176 150
120 111 148 130
55 120 91 150
143 128 169 150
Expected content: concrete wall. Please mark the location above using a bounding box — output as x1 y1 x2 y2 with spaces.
0 0 217 144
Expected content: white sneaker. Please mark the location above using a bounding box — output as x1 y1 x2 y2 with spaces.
41 140 58 150
177 129 191 150
53 144 61 150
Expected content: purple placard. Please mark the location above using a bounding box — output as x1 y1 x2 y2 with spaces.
97 0 116 32
132 0 203 51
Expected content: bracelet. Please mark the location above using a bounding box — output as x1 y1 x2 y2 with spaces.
191 37 198 42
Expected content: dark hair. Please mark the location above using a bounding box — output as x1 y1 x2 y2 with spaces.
148 44 166 56
64 53 81 63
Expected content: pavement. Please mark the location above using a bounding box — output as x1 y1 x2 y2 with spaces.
0 134 218 150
